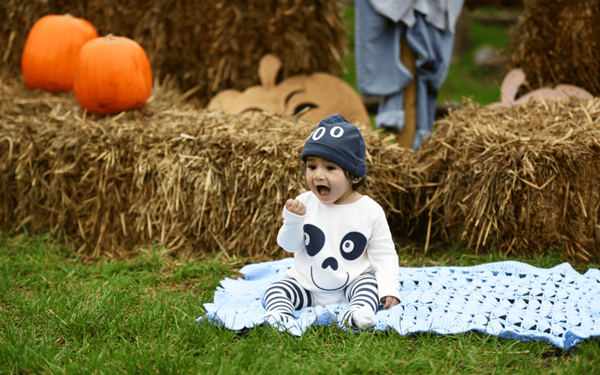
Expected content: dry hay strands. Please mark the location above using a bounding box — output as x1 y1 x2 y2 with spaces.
1 0 347 106
508 0 600 97
362 133 417 239
0 85 308 258
414 97 600 263
1 79 418 259
0 80 392 258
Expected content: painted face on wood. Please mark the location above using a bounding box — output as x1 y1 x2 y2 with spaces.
207 54 371 127
302 223 368 291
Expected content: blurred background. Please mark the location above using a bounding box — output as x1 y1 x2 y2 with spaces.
338 1 521 117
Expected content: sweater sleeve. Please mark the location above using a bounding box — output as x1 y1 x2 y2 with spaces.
367 206 401 301
276 206 306 253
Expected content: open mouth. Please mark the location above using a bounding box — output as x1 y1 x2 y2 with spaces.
316 185 331 196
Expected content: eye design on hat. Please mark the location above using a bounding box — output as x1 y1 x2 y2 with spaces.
301 114 367 177
330 126 344 138
309 126 345 141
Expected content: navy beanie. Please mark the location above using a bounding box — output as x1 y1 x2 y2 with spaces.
301 114 367 177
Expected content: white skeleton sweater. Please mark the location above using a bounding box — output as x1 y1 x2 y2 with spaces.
277 191 401 305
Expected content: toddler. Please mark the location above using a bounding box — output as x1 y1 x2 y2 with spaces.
263 114 400 329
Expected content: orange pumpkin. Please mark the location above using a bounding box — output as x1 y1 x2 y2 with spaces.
74 35 153 115
21 14 99 92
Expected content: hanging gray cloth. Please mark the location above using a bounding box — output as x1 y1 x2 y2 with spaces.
355 0 464 149
366 0 463 33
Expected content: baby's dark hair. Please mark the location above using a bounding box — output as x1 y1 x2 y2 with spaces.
345 171 366 190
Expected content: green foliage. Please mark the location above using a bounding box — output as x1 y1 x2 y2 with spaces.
1 232 599 374
341 5 357 93
439 17 512 106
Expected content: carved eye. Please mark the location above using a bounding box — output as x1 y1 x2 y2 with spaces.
240 108 264 115
303 224 325 257
294 103 317 115
339 232 367 261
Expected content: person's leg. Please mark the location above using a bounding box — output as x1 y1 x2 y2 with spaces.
355 0 414 100
405 13 456 149
341 273 380 329
263 278 312 322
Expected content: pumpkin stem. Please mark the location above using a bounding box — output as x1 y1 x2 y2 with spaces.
258 54 282 89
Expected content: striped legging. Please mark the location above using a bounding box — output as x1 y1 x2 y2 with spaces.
263 273 379 327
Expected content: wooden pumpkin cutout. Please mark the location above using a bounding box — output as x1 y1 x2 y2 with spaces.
488 68 593 109
207 54 371 126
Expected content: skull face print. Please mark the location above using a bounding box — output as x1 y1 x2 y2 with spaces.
303 224 368 291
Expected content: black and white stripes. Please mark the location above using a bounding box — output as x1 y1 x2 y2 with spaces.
263 273 380 328
341 273 379 328
263 278 313 323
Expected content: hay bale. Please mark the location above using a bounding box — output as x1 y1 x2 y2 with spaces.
3 76 600 264
508 0 600 97
0 0 347 106
414 97 600 262
0 79 414 258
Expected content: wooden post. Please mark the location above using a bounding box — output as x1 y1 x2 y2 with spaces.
395 34 418 149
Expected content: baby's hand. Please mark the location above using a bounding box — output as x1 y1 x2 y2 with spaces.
285 199 306 216
382 296 400 310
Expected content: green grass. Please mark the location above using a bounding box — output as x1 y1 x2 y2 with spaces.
439 16 512 106
340 5 357 93
1 232 599 374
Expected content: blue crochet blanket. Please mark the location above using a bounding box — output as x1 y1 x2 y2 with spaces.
198 258 600 349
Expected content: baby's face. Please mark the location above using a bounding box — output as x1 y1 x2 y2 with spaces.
305 156 355 205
